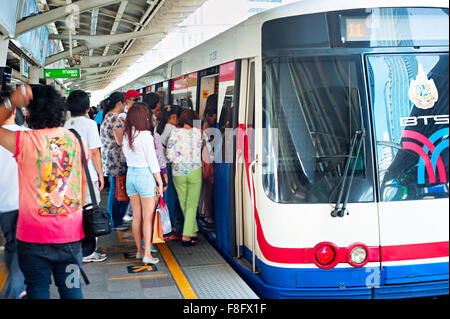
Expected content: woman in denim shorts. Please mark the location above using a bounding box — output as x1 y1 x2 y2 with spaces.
122 103 163 265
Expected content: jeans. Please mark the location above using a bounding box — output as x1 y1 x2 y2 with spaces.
164 166 183 233
0 210 26 299
17 240 84 299
108 176 130 228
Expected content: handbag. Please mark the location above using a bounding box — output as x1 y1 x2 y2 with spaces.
152 210 165 244
115 153 129 201
157 196 172 235
70 129 112 257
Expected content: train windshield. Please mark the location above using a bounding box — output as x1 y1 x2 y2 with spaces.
262 55 374 204
367 53 449 201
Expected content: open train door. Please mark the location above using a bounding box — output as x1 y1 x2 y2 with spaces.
366 53 449 298
213 61 240 256
235 59 256 263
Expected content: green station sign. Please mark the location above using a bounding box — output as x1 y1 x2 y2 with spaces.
44 68 81 79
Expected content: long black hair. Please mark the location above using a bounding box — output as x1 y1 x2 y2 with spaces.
27 85 66 129
102 91 125 121
156 104 180 135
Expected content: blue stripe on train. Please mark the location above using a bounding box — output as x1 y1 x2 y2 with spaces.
214 162 232 256
217 244 448 298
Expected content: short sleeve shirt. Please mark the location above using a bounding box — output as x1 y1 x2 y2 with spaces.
166 128 202 176
64 116 102 181
14 127 87 244
100 113 126 176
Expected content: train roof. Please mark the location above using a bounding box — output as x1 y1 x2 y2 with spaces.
124 0 449 90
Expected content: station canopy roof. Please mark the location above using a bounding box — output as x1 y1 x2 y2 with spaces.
9 0 207 91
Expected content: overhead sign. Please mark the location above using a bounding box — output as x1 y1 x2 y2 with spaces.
44 68 81 79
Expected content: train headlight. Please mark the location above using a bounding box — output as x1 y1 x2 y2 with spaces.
350 246 367 264
347 243 369 267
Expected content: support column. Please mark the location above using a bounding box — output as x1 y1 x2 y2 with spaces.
29 65 42 84
0 38 9 66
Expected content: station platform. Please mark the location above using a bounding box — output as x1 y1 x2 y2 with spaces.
0 195 258 300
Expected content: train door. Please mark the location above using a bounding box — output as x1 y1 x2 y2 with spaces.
209 61 239 256
366 53 449 290
236 59 256 262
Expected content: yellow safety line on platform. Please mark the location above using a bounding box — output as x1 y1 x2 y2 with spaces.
108 274 168 281
0 262 8 293
157 243 198 299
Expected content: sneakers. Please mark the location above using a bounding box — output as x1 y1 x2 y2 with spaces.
113 225 129 231
82 252 108 263
122 215 133 222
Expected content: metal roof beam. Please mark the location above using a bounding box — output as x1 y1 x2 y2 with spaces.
45 29 166 65
102 0 129 58
80 52 144 66
15 0 123 36
48 28 166 47
82 65 128 75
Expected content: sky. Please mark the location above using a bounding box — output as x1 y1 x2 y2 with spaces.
90 0 301 105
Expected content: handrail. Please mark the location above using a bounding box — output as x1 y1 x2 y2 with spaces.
248 156 259 273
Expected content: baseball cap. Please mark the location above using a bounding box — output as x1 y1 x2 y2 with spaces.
125 90 143 100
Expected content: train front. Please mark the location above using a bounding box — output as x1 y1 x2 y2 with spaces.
254 5 449 298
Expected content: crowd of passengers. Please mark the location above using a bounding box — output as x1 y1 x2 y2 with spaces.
0 84 217 299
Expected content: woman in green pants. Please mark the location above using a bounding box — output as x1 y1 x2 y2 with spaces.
166 109 203 246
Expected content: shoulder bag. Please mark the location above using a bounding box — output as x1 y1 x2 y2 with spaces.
69 129 112 252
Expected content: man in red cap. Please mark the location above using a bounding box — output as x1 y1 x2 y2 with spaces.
120 90 143 120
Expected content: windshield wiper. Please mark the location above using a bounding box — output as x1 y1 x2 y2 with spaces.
331 129 366 217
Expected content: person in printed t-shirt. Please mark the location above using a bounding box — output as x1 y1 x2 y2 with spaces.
0 84 89 299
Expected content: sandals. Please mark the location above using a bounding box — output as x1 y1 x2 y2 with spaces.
143 256 159 264
182 238 197 247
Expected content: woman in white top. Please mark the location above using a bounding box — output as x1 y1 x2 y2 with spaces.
122 103 163 264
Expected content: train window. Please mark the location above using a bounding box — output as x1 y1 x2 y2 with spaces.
218 91 234 163
367 53 449 201
262 55 374 204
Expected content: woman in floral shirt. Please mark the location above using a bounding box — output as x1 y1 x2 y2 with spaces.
100 92 129 229
166 109 202 246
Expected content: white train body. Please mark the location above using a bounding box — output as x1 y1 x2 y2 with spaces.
119 0 449 298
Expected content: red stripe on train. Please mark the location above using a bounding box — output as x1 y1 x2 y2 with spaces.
238 124 449 265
